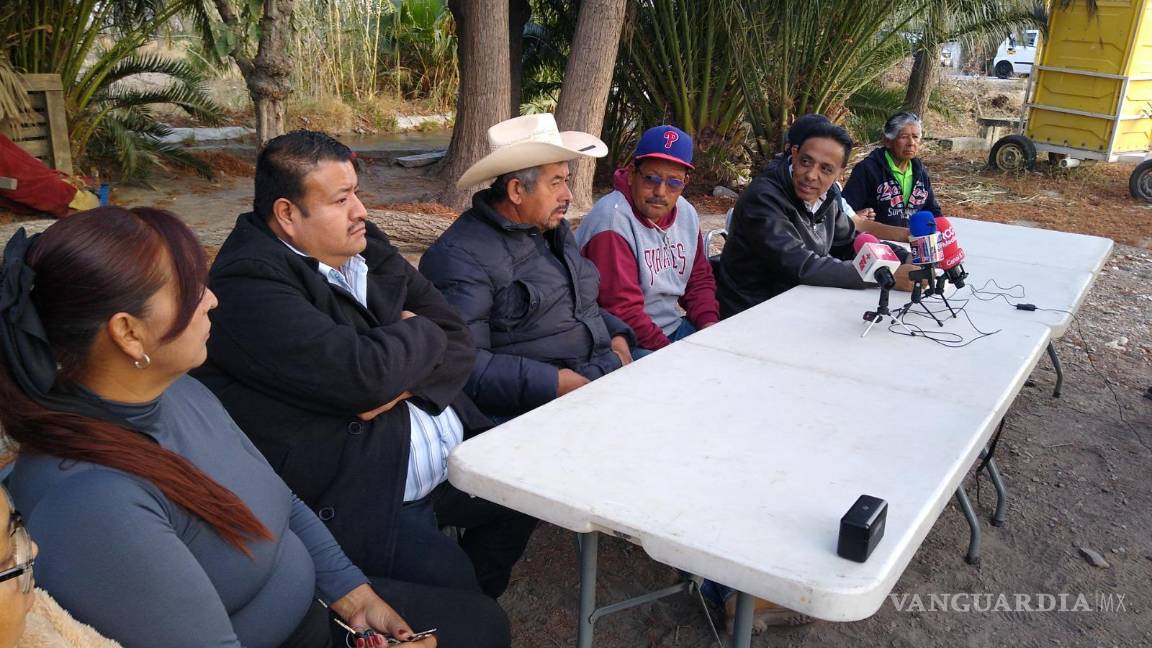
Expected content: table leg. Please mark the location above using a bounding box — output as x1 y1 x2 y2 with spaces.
729 591 755 648
1047 342 1063 398
954 488 981 565
576 532 598 648
985 457 1008 527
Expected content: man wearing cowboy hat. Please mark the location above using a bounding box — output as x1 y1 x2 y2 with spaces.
420 114 636 420
196 130 536 605
575 125 719 355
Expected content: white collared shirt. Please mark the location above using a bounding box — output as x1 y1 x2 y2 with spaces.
279 239 462 501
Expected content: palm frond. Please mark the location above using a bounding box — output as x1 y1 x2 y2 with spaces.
727 0 929 161
97 82 223 125
101 51 205 85
88 108 212 184
939 0 1047 53
846 85 908 140
0 55 31 129
615 0 746 185
104 0 171 35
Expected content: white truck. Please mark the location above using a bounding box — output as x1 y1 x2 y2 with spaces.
993 30 1040 78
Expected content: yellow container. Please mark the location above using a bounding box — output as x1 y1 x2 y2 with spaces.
1026 0 1152 159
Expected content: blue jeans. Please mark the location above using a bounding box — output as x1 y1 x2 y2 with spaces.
633 318 698 359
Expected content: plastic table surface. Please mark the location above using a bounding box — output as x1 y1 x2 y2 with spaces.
449 295 1050 622
686 284 1050 411
942 254 1097 338
948 218 1113 275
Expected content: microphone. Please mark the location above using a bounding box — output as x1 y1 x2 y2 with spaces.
852 233 900 290
903 211 942 320
934 216 967 288
854 233 902 336
908 211 942 265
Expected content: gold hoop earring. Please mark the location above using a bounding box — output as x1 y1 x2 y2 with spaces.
133 353 151 370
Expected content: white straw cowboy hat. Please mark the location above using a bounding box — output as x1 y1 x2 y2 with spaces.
456 113 608 189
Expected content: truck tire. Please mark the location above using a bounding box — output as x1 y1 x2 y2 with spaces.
994 61 1013 79
989 135 1036 172
1128 160 1152 201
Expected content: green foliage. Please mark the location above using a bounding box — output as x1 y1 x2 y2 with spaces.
915 0 1046 71
611 0 746 186
520 0 577 115
844 83 954 143
245 0 458 110
2 0 223 182
725 0 926 165
844 85 910 144
383 0 459 110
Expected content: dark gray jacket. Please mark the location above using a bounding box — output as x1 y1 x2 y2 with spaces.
717 158 864 317
419 191 634 418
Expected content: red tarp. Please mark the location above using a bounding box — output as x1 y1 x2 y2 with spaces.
0 132 78 216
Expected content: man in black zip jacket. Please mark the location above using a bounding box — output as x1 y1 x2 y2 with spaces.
717 117 921 317
194 131 535 607
842 111 942 227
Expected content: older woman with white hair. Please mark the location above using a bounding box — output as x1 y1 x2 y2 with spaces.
843 111 943 227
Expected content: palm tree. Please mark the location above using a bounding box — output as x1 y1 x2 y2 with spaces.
903 0 1046 120
614 0 747 186
3 0 222 181
726 0 928 164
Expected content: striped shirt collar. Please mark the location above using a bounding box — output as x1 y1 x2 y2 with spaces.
279 239 369 308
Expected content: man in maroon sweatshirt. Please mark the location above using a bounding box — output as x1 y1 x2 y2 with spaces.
574 126 719 354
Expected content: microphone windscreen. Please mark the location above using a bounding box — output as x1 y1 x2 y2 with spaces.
908 211 937 236
853 232 881 253
935 216 966 270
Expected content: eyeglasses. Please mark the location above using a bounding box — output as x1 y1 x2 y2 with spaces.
640 174 687 191
0 510 34 594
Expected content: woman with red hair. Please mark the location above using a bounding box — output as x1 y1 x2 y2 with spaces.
0 208 508 647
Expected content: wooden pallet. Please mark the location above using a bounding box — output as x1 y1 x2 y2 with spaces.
2 73 73 175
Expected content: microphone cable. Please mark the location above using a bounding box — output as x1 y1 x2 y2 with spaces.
967 278 1073 315
889 295 1002 348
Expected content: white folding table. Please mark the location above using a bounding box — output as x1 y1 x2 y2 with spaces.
948 217 1113 275
450 293 1051 647
946 254 1100 398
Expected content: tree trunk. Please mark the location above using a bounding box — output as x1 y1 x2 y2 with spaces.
215 0 295 145
509 0 531 117
902 43 941 122
554 0 627 213
367 210 453 252
437 0 511 210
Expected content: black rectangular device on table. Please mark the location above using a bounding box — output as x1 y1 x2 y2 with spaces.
837 495 887 562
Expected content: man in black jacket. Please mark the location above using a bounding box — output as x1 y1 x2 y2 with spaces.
420 114 636 420
194 131 534 601
717 117 921 317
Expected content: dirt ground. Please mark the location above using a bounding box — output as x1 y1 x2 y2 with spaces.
2 131 1150 647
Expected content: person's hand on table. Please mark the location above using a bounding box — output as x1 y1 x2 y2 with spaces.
557 368 590 396
610 335 633 366
851 207 876 229
332 583 437 647
892 264 931 293
358 391 413 421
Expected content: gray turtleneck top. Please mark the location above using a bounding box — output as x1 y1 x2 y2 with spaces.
7 376 368 647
